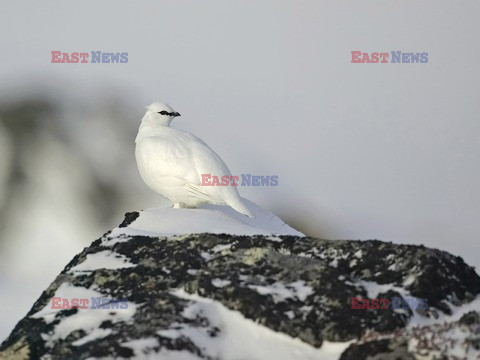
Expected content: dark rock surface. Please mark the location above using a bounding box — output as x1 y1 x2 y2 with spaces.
1 212 480 359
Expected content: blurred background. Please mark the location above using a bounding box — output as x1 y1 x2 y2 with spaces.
1 0 479 341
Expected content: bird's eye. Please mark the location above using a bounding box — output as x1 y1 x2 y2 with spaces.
158 111 169 115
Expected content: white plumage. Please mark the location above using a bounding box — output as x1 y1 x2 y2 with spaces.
135 102 254 218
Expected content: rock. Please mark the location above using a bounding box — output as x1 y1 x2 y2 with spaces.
340 313 480 359
1 208 480 359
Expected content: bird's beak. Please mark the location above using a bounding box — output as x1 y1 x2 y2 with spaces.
173 112 181 117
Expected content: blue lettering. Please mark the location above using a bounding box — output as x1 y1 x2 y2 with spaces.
401 53 411 63
120 299 128 309
91 51 101 63
391 297 402 308
418 298 428 309
101 298 111 309
241 174 251 186
102 53 110 63
270 175 279 186
420 52 428 63
110 53 120 63
91 297 102 309
391 51 401 63
410 53 420 63
260 176 270 186
403 298 415 309
120 52 128 63
110 300 120 309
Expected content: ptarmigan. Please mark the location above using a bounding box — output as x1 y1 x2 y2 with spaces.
135 102 254 218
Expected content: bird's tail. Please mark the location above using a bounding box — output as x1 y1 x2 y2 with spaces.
228 198 255 218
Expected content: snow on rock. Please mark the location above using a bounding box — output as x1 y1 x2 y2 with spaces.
1 213 480 359
341 311 480 359
108 198 304 239
68 250 136 274
248 280 314 303
352 280 480 329
121 337 162 359
150 289 351 360
30 283 137 348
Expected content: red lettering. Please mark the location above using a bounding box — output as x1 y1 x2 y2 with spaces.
79 298 89 309
71 298 79 309
361 53 371 63
221 175 229 186
230 176 239 186
71 52 79 63
51 51 61 63
51 297 61 309
79 53 89 63
361 298 370 309
62 298 71 309
379 299 389 309
201 174 211 186
379 53 389 63
351 51 361 63
61 53 70 63
351 297 362 309
211 176 220 186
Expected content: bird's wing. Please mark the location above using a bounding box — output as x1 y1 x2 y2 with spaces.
136 131 199 183
155 129 234 183
184 134 250 205
183 183 216 202
188 137 233 179
138 128 243 204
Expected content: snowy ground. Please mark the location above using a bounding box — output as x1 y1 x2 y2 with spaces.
17 203 479 359
126 289 352 360
25 203 357 360
111 199 304 238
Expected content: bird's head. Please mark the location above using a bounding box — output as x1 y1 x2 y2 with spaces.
142 102 181 126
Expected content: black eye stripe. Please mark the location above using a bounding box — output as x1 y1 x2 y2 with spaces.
156 110 180 117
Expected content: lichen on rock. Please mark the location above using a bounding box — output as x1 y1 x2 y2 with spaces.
1 210 480 359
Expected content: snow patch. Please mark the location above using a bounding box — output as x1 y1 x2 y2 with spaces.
248 280 314 303
72 328 112 346
354 280 480 329
212 244 232 253
68 250 135 273
211 278 231 288
30 283 136 347
402 274 416 287
108 199 304 238
356 280 404 299
408 294 480 329
150 289 352 360
122 337 160 358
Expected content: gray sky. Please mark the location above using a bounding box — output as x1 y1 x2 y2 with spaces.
1 0 479 271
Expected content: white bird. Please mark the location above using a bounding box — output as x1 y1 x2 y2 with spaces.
135 102 254 218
